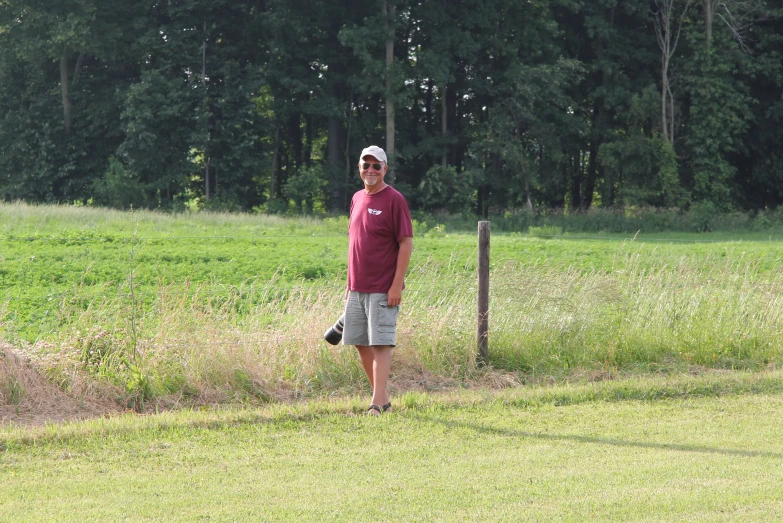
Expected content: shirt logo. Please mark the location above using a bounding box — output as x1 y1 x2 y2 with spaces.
368 208 382 215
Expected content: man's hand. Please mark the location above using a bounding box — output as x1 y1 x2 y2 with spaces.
387 236 412 308
387 283 403 308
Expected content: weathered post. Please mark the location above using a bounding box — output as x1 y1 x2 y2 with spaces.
477 221 490 362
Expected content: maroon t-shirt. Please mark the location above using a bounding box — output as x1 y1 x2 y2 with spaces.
348 186 413 293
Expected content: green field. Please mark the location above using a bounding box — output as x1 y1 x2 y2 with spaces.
3 203 783 520
3 373 783 521
1 202 783 409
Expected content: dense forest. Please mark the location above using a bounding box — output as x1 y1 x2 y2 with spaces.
0 0 781 215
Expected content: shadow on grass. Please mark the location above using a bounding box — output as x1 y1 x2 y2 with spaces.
406 413 783 460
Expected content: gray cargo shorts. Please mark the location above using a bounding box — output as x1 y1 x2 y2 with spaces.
342 291 399 347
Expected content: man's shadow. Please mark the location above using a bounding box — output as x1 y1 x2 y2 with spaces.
406 412 783 459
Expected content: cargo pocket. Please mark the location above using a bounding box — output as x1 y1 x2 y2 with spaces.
377 301 398 333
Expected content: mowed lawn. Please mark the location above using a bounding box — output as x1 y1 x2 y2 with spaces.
3 380 783 522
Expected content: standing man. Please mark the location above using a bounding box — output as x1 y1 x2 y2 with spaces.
343 145 413 416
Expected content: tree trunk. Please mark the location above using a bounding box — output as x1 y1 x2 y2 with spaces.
441 85 448 167
72 53 84 87
327 61 346 210
327 105 343 210
451 89 461 168
289 112 303 169
205 157 210 201
343 93 353 211
60 47 72 133
654 0 692 145
705 0 713 49
303 113 313 166
383 0 396 183
584 142 598 210
269 126 281 200
426 79 434 132
661 60 669 143
202 20 209 201
570 153 582 210
583 104 600 210
668 83 675 142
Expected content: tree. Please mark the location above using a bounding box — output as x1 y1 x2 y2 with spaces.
682 0 772 208
1 0 782 214
383 0 396 183
652 0 694 146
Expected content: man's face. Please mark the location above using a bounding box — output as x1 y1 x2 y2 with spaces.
359 156 387 187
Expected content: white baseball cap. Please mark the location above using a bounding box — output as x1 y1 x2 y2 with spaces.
359 145 387 164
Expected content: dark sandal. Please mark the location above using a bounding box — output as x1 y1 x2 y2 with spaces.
367 405 381 416
381 402 392 413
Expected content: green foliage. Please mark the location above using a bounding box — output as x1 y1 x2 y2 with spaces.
282 164 328 215
417 165 474 214
684 44 755 210
686 200 719 232
91 156 147 210
0 0 781 214
657 136 688 208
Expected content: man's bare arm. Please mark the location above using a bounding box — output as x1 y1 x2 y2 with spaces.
387 236 413 307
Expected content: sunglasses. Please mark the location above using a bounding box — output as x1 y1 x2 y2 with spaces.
361 162 383 171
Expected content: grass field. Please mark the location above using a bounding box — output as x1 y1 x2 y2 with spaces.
3 372 783 521
3 202 783 520
2 201 783 411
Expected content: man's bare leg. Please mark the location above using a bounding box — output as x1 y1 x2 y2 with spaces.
356 345 391 413
356 345 375 391
371 346 392 408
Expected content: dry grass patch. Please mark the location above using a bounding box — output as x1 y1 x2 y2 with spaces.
0 344 121 425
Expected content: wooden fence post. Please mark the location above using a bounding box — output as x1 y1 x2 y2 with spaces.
477 221 490 362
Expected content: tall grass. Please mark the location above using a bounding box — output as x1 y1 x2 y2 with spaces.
4 247 780 411
3 200 783 412
489 256 783 375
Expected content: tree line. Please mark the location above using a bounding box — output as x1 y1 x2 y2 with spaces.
0 0 781 215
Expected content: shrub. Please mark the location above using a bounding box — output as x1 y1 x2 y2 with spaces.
687 201 719 232
91 156 148 210
417 165 475 214
283 164 328 215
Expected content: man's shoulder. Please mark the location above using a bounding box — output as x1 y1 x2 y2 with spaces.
385 185 405 197
379 186 409 204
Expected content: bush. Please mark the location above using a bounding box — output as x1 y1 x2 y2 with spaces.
91 156 148 210
687 201 719 232
256 198 288 215
282 164 328 215
417 165 475 214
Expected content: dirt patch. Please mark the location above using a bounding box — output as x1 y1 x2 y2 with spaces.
0 344 123 426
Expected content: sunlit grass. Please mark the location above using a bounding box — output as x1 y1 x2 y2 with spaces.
3 378 783 521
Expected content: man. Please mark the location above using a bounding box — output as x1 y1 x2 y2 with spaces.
343 145 413 416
